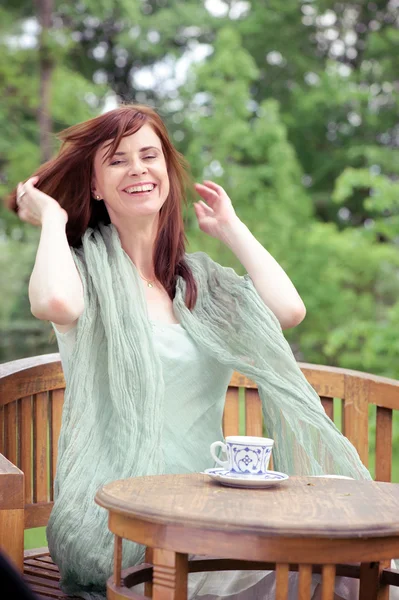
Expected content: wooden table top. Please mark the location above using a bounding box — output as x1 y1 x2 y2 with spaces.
95 473 399 539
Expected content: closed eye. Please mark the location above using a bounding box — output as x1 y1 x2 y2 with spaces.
110 160 124 165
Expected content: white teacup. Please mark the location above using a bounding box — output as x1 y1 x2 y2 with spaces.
210 435 274 475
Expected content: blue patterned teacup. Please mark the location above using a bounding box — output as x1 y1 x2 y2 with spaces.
210 436 274 475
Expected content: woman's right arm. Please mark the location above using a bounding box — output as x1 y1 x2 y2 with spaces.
18 177 84 329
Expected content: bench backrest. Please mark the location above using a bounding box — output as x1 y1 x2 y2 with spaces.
1 354 399 530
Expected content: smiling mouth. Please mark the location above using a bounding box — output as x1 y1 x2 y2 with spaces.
123 184 157 195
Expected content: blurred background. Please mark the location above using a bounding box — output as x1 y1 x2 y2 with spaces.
1 0 399 483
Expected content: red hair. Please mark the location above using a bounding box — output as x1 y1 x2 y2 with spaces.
8 104 198 309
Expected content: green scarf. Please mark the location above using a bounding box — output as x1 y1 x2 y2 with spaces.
47 223 370 599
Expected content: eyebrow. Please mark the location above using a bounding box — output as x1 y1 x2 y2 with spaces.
112 146 161 156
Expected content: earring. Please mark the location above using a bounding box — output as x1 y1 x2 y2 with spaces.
93 194 101 200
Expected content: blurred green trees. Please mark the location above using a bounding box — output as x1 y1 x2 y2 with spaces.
1 0 399 381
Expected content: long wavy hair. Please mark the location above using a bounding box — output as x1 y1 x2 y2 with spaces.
9 104 198 309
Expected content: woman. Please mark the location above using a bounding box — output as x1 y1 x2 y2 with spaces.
10 104 369 600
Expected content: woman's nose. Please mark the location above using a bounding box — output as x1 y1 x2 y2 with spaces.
128 160 148 176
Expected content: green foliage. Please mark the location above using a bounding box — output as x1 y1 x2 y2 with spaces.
0 228 56 362
286 224 399 375
182 24 399 383
1 1 398 387
0 2 398 551
333 168 399 220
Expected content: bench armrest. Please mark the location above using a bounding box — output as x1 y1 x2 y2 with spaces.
0 454 24 571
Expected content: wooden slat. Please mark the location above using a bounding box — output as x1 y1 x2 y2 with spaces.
0 454 24 509
229 373 257 389
298 564 312 600
299 364 345 399
5 402 18 466
114 535 122 587
0 405 4 454
20 395 33 503
378 560 392 599
276 563 289 600
245 388 262 437
145 546 154 597
24 573 63 589
0 508 24 571
223 388 240 437
230 362 399 411
30 548 54 564
152 548 188 600
343 376 369 467
34 392 49 503
24 564 60 581
50 389 64 501
0 354 64 405
28 561 58 574
24 547 51 559
25 501 53 529
321 564 336 600
359 562 389 600
375 407 393 482
341 396 346 438
320 397 333 421
145 547 154 563
337 398 345 433
25 559 59 573
28 583 70 598
299 362 399 412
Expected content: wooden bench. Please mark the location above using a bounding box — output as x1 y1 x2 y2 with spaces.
1 353 399 599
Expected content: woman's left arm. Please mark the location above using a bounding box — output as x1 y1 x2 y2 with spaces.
218 218 306 330
194 180 306 330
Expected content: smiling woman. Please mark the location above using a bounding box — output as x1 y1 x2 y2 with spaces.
8 105 198 329
91 125 170 224
4 103 367 600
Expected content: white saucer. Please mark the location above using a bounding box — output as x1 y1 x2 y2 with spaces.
203 468 289 488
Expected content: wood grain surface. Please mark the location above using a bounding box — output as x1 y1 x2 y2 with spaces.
95 474 399 538
1 353 399 586
0 454 23 509
0 353 65 405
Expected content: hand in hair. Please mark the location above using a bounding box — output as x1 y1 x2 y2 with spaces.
16 177 68 227
193 180 240 242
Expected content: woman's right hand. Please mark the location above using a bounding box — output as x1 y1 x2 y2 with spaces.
16 176 68 226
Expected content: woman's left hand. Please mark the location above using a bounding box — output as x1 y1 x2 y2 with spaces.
193 180 241 241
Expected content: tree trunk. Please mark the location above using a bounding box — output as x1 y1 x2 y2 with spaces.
36 0 54 163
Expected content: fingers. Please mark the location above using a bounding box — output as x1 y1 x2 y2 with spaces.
16 183 27 208
194 182 219 207
17 177 38 208
26 176 39 185
193 200 214 218
16 180 41 226
16 196 33 222
24 177 39 194
198 200 214 214
202 180 225 194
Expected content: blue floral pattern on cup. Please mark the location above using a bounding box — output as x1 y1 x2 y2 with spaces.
230 443 272 474
210 436 274 475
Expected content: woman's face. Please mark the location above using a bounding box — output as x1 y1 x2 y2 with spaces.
92 124 170 221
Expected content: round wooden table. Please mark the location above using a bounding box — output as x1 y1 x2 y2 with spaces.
95 473 399 600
